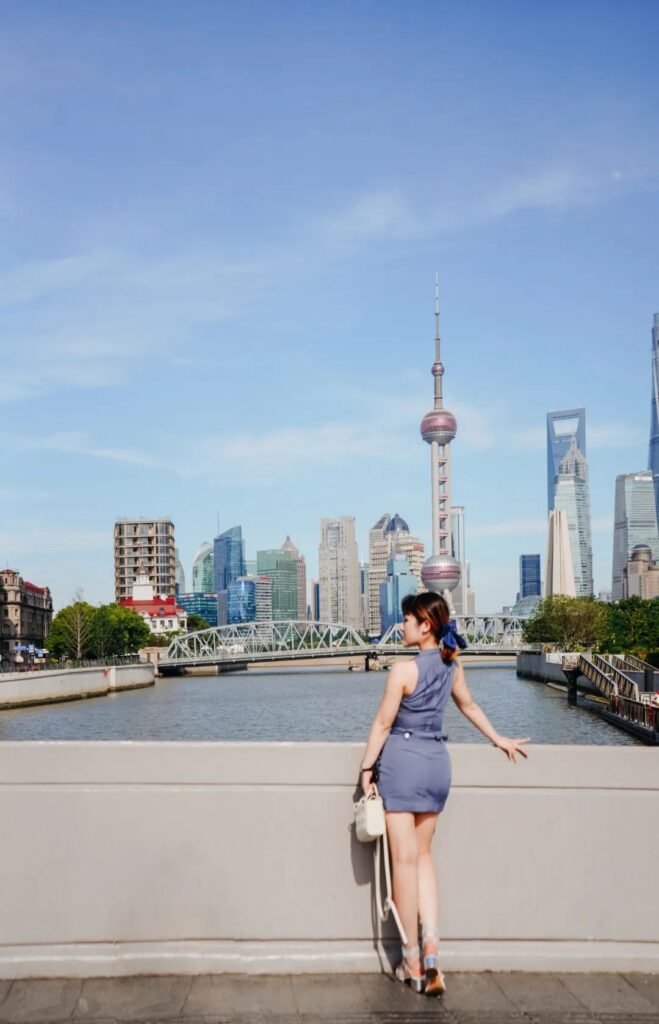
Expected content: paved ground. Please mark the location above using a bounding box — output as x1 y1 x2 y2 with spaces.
0 973 658 1024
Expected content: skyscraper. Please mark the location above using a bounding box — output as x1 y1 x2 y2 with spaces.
256 548 298 621
420 276 461 601
553 438 593 596
318 516 361 628
192 542 214 594
544 509 576 597
368 514 424 634
546 408 586 511
519 555 541 599
227 576 272 624
612 471 659 599
174 549 186 597
114 518 176 601
281 536 307 620
214 526 246 625
379 556 418 634
649 313 659 523
450 506 471 615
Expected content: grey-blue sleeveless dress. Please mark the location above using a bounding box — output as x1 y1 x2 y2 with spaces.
376 649 455 813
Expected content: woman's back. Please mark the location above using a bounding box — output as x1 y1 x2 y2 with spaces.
393 648 455 735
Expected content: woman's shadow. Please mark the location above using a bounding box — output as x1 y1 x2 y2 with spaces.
349 782 400 975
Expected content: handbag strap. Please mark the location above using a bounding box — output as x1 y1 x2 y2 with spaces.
373 827 408 946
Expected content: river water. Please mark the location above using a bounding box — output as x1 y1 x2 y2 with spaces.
0 664 640 744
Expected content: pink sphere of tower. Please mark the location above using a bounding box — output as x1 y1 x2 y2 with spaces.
420 409 457 446
421 555 461 594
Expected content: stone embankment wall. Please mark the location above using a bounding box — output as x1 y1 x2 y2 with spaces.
517 650 571 684
0 742 656 977
0 663 154 709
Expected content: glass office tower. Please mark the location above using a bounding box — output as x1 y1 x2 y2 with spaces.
519 555 541 598
379 556 418 634
546 408 586 511
649 313 659 523
256 549 298 621
192 542 214 594
612 471 659 599
213 526 246 625
553 439 593 596
227 576 272 624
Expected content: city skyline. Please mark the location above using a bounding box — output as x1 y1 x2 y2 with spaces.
1 3 658 612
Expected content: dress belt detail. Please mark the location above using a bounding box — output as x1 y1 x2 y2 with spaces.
390 727 448 741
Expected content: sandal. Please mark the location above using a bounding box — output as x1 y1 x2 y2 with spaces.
394 943 424 993
421 925 446 996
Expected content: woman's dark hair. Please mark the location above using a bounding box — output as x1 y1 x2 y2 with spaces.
401 591 455 664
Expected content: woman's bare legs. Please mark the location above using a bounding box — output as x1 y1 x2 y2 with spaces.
415 812 439 954
385 811 421 974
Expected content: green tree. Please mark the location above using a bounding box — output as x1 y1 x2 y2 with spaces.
47 598 96 659
186 614 211 632
606 597 658 654
523 596 609 650
91 604 151 657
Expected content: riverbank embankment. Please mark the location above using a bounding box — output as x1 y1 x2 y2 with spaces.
0 663 155 710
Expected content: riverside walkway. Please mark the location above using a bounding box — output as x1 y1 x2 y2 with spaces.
1 972 659 1023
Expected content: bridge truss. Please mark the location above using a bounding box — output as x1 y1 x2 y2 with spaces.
163 615 525 669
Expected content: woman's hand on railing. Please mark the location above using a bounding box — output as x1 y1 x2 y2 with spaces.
492 736 531 762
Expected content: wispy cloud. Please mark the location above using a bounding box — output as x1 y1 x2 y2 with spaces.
25 432 160 467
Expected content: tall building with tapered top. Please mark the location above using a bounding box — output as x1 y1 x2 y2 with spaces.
553 438 593 596
544 509 576 597
420 276 461 601
547 408 586 511
649 313 659 522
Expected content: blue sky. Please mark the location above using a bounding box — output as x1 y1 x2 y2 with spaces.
1 0 658 612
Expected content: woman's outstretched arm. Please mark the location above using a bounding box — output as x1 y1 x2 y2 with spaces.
450 659 530 762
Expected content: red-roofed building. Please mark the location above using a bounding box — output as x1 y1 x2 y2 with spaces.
0 569 53 668
118 576 188 636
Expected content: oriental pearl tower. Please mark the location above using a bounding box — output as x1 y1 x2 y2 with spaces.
420 275 461 605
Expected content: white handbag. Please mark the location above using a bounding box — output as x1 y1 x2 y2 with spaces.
354 792 385 842
353 792 408 945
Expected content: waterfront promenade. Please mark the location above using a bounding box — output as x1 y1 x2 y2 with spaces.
1 971 659 1023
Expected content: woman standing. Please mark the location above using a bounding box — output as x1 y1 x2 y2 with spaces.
359 591 530 995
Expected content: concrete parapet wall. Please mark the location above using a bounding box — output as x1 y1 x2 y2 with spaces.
0 742 656 977
0 664 154 709
517 651 571 684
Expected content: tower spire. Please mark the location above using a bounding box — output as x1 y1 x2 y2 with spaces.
432 271 444 411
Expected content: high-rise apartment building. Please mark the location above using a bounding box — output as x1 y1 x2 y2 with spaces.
519 555 541 599
256 548 298 621
649 313 659 523
114 518 176 602
379 556 418 634
546 408 586 511
612 471 659 599
544 509 576 597
318 516 361 628
553 438 593 596
192 542 214 594
281 536 307 620
227 576 272 624
367 514 424 634
214 526 246 625
0 569 53 668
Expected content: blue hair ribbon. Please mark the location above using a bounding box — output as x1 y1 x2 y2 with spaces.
442 619 468 651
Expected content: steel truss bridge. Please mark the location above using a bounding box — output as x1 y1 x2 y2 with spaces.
160 617 525 673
